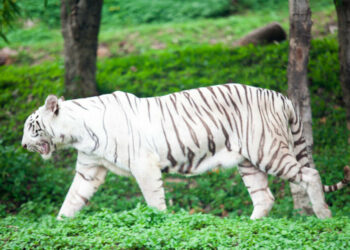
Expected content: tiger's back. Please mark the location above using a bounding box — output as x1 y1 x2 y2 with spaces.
136 84 293 176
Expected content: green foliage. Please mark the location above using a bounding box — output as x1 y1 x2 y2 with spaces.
18 0 60 27
1 205 350 248
0 0 335 52
97 43 288 97
14 0 331 28
0 10 288 51
0 140 77 217
0 61 69 216
0 61 64 144
102 0 232 26
18 0 232 28
0 0 20 42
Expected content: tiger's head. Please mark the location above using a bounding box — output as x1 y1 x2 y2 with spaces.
22 95 64 160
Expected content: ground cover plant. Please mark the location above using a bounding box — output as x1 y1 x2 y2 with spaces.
1 205 349 249
0 0 349 248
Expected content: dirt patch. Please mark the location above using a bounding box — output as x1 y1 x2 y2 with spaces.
0 47 18 66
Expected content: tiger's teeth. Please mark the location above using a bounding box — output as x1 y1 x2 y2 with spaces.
42 142 49 154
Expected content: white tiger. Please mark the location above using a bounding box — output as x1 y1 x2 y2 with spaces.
21 84 350 220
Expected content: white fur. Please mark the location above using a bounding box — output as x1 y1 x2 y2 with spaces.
22 84 332 219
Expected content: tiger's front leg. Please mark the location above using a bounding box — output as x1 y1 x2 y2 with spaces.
57 162 107 220
131 159 166 211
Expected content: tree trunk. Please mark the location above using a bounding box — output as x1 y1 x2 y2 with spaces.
287 0 314 215
234 22 286 47
60 0 102 98
335 0 350 144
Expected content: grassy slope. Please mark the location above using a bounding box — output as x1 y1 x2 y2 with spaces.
0 2 336 63
3 11 290 61
0 1 349 248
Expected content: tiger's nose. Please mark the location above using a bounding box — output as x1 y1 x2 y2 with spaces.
22 144 27 149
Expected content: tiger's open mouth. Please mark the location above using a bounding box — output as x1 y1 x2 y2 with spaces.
35 141 50 155
40 141 50 155
25 140 52 158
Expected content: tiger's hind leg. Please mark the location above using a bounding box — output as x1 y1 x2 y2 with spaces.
238 160 275 219
290 182 314 215
262 151 332 219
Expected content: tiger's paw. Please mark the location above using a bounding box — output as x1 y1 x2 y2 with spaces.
250 202 274 220
314 206 332 219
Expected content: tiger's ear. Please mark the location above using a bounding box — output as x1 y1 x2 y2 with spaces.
45 95 59 115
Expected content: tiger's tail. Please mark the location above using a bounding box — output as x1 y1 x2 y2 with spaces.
287 99 350 192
